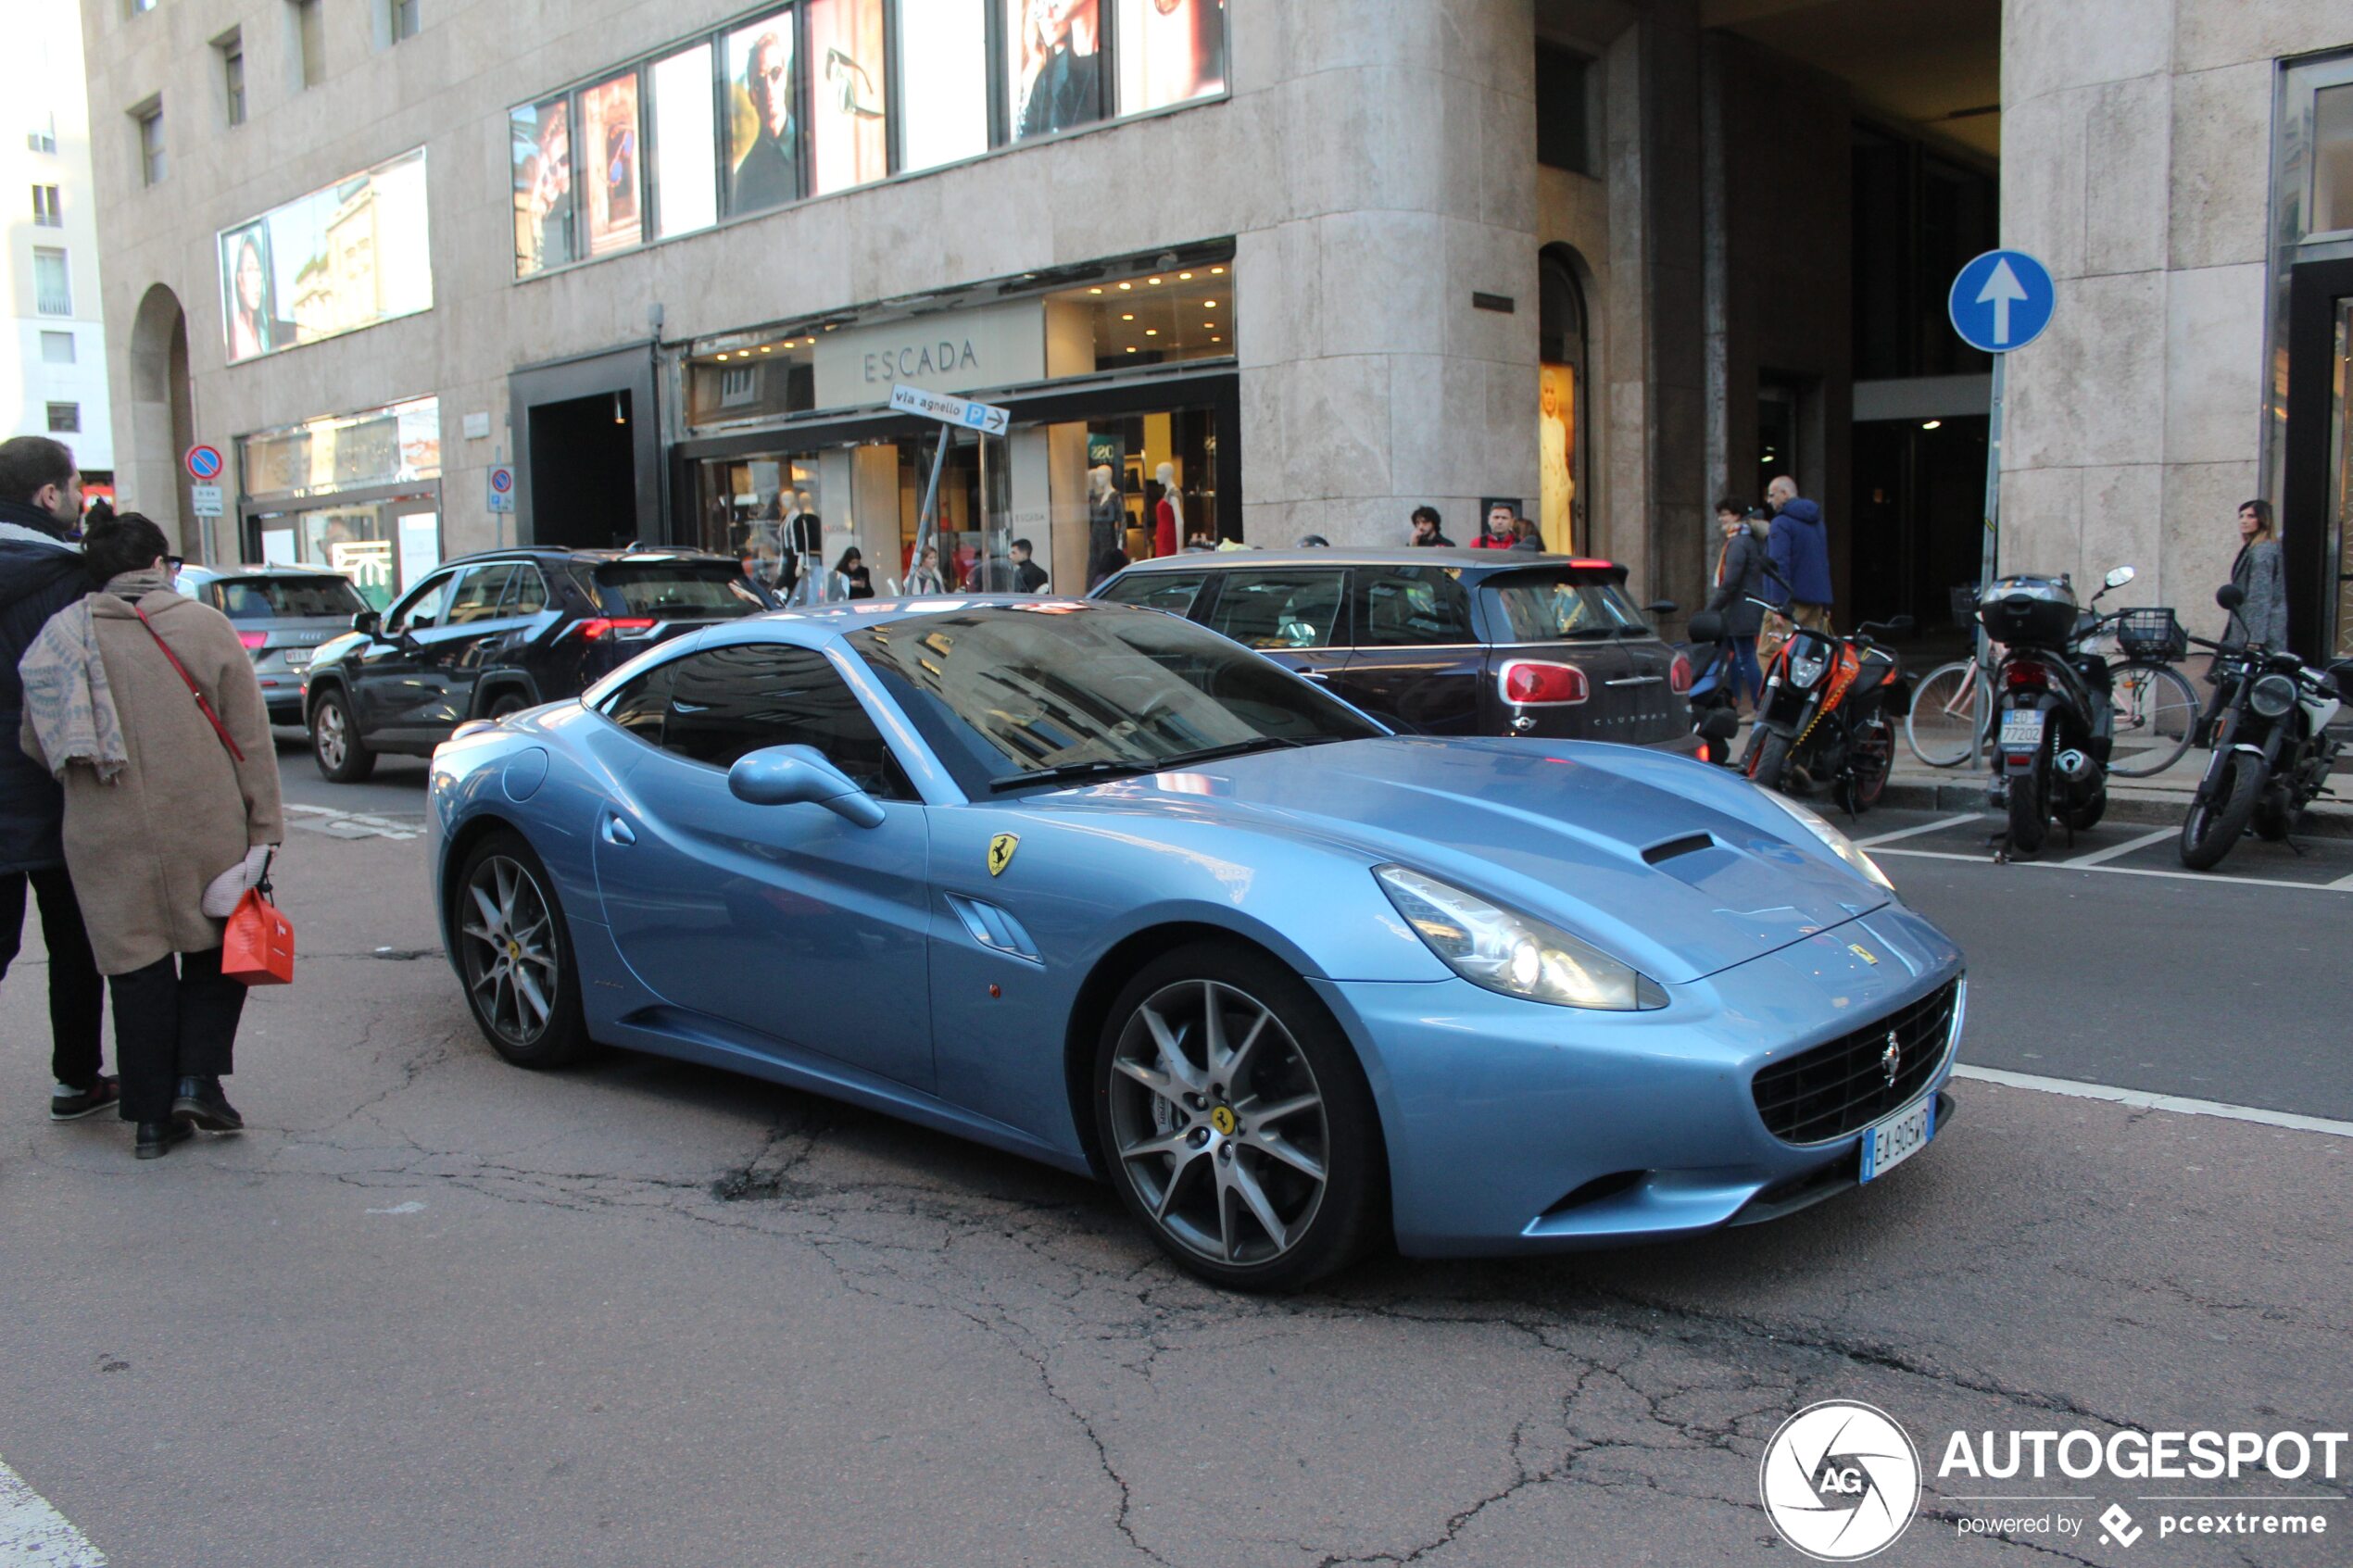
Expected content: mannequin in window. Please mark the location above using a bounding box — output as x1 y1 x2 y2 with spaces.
784 490 824 603
1152 462 1183 558
1087 465 1121 582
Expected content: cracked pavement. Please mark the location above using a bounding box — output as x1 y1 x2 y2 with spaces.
1 768 2347 1566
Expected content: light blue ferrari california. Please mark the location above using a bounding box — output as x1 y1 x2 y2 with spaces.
427 597 1964 1289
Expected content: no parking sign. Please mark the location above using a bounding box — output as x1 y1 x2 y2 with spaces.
487 464 515 514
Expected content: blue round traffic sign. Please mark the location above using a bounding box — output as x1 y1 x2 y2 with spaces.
1948 249 2055 355
184 444 223 482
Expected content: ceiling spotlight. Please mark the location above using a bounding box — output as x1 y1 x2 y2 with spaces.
1210 266 1225 275
1921 419 1943 430
759 345 772 353
1118 282 1131 291
1178 271 1193 280
1210 335 1221 343
1148 276 1163 285
1145 328 1157 336
716 352 729 359
1126 345 1138 353
1088 286 1103 295
1121 312 1134 320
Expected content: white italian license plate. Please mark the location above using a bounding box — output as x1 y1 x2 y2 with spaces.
282 647 312 667
1998 709 2045 747
1859 1095 1935 1182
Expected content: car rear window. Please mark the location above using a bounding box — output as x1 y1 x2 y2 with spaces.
593 562 762 619
208 575 370 621
1482 570 1650 641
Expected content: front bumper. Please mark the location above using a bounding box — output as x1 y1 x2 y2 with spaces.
1312 902 1965 1257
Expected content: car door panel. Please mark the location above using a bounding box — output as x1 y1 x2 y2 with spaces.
1336 565 1483 734
354 570 455 741
1196 569 1353 686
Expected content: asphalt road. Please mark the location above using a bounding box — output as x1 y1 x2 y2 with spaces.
1 763 2347 1568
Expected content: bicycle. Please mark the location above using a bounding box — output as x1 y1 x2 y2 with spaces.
1906 628 2196 776
1906 654 1993 767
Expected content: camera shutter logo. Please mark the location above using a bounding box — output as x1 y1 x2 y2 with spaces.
1758 1400 1920 1561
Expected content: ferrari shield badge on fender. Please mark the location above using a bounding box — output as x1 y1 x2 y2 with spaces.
988 834 1019 877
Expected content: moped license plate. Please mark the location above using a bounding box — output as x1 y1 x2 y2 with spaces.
1998 709 2045 748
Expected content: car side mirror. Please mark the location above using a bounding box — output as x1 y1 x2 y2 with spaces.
351 610 381 636
1685 610 1725 644
727 744 887 828
2105 565 2136 590
2216 583 2246 610
1644 599 1677 616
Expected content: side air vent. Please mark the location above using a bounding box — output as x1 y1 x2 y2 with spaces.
943 893 1042 963
1642 833 1715 866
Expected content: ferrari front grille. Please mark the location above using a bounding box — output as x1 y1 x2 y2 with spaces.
1750 981 1958 1145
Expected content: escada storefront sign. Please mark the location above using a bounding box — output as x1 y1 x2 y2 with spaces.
812 300 1047 409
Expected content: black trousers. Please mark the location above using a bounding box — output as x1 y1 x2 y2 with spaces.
0 865 107 1087
108 947 245 1123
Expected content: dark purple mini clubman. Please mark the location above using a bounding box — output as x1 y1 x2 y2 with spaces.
1090 548 1694 746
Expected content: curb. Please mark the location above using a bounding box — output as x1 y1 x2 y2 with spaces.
1878 777 2353 837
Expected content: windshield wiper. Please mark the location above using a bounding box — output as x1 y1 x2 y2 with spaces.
988 735 1302 793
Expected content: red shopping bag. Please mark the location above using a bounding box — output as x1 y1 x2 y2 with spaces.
221 885 295 986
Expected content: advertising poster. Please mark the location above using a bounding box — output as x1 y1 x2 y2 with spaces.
649 44 719 238
220 220 288 364
580 72 643 257
220 148 434 360
1539 360 1575 552
725 13 799 215
808 0 887 194
1007 0 1102 140
510 98 576 277
1114 0 1226 114
897 0 988 172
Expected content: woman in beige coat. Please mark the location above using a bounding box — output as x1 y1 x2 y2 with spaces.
19 513 283 1159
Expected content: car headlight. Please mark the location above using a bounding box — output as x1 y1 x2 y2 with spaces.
1764 795 1895 891
1375 865 1667 1010
2249 673 2296 720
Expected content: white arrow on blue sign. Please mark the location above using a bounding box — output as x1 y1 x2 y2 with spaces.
1948 249 2055 354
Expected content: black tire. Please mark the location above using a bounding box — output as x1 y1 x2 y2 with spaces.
2179 755 2263 871
1745 729 1794 792
308 688 375 783
1834 719 1893 815
2062 786 2107 833
486 692 531 720
450 829 593 1068
1093 940 1387 1292
2007 757 2050 859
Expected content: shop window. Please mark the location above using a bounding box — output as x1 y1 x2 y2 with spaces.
1114 0 1225 115
1351 566 1472 647
898 0 988 172
1537 250 1586 552
659 643 912 797
1535 44 1594 176
1202 571 1346 650
2316 83 2353 236
511 98 577 276
808 0 886 194
1006 0 1103 141
724 12 800 216
1043 261 1233 370
649 44 718 238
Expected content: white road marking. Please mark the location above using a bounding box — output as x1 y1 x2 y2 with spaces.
2057 826 2174 867
1876 844 2351 893
0 1456 106 1566
1855 812 1981 847
1953 1065 2353 1139
366 1200 426 1215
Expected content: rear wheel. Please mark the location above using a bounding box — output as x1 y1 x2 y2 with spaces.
453 830 592 1067
1095 942 1386 1292
1835 719 1893 815
486 692 530 720
2179 755 2263 871
2107 663 2199 777
2006 754 2050 859
309 689 375 783
1745 729 1794 792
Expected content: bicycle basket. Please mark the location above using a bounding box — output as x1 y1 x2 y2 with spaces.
2115 608 2185 661
1947 584 1980 627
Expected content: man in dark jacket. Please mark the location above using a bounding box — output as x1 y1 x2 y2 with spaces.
0 436 108 1119
1764 476 1835 631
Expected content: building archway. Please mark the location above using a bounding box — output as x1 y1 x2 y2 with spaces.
127 282 196 556
1538 245 1592 554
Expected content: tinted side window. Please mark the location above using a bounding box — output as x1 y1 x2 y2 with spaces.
387 571 455 634
660 644 912 799
1201 571 1348 649
1351 566 1475 646
599 661 674 746
502 565 550 615
1097 571 1209 616
446 565 518 624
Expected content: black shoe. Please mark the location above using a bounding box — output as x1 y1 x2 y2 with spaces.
171 1076 243 1134
49 1074 120 1122
134 1119 193 1160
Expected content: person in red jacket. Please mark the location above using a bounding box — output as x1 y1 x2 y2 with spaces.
1472 500 1520 548
1152 462 1182 558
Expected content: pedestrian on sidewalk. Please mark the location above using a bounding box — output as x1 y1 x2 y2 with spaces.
1409 506 1453 547
1764 475 1835 642
2195 498 2289 746
0 436 110 1123
18 511 283 1160
1705 497 1768 711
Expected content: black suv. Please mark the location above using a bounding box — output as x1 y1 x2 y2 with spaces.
1091 548 1693 746
304 546 772 781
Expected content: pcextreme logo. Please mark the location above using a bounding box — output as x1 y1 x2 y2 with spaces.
1759 1400 1922 1561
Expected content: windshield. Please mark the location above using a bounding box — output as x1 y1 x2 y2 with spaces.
206 575 369 621
594 562 762 618
1483 571 1650 641
846 605 1387 796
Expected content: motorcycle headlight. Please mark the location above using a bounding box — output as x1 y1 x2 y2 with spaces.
1786 648 1830 689
1375 865 1667 1010
1764 794 1895 892
2249 673 2296 720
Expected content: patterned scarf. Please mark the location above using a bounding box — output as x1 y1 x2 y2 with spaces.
18 569 170 784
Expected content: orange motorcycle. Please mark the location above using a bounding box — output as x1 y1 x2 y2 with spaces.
1741 598 1914 815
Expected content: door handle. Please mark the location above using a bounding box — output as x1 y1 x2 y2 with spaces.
602 814 635 846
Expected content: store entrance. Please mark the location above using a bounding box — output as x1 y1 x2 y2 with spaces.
2283 257 2353 664
528 391 639 550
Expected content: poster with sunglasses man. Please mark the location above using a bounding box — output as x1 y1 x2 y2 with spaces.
729 19 800 213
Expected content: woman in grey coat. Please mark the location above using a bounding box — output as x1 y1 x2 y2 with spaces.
2222 498 2286 649
1704 499 1769 709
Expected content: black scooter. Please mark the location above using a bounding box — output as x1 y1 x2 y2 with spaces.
2178 583 2351 870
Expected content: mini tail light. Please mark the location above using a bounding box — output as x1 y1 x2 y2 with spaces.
237 631 268 651
575 616 658 641
1669 653 1692 695
1499 659 1590 706
2005 659 2047 689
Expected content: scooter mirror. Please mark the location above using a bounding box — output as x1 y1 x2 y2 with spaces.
2216 583 2246 611
2105 565 2136 590
1686 611 1725 643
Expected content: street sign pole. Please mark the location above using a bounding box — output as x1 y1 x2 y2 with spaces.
912 429 953 579
1946 248 2053 718
889 384 1009 587
1976 353 2005 675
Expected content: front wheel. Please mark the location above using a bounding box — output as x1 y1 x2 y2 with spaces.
1744 729 1794 792
1095 942 1386 1292
2107 663 2199 777
2179 754 2263 871
2006 755 2050 859
309 689 375 783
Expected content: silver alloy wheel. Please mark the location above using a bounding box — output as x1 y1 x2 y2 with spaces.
314 700 347 770
459 855 560 1046
1107 978 1329 1267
